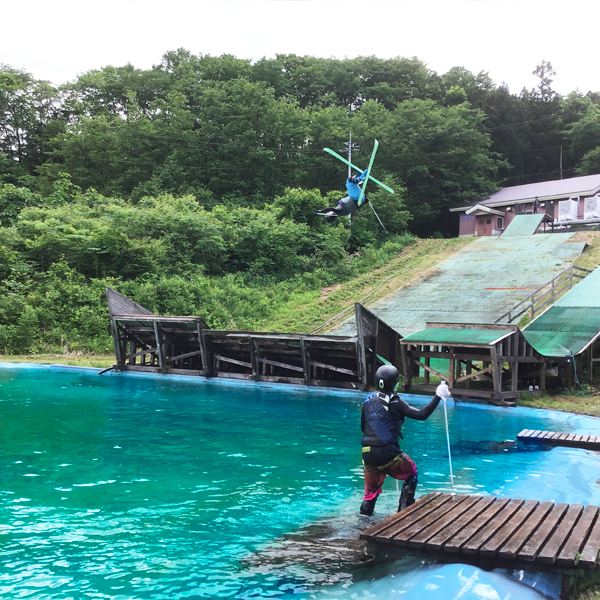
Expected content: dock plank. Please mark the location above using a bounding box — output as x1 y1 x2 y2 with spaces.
517 430 600 450
537 504 584 564
362 494 600 571
408 495 483 549
480 499 539 557
557 505 599 567
518 503 569 562
426 496 496 551
360 492 441 540
462 498 524 555
444 498 510 553
374 494 454 543
393 495 468 546
579 513 600 569
499 501 554 560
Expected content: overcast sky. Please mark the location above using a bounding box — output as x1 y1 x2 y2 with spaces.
1 0 597 96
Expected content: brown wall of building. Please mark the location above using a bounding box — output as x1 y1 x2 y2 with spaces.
459 214 477 236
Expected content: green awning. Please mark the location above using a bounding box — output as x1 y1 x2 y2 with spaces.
402 327 513 346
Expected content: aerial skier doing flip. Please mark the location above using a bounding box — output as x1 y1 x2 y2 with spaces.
314 168 369 223
316 139 393 231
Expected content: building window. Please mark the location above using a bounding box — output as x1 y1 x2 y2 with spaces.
497 217 504 229
486 218 491 224
479 219 484 225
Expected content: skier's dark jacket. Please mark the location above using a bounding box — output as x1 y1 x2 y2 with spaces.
361 392 441 466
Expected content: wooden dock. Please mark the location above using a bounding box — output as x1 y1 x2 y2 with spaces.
360 492 600 573
517 429 600 450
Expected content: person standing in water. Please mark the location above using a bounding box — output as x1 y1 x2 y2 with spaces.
360 365 451 515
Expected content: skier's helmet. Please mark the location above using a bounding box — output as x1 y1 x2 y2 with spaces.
375 365 399 393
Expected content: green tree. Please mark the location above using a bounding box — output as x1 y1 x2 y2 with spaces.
0 64 59 183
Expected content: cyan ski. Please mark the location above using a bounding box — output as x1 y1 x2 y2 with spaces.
358 139 379 206
323 146 394 195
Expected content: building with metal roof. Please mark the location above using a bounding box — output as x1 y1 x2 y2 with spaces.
451 174 600 237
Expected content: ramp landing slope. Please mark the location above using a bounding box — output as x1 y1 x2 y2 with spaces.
334 232 585 337
523 265 600 357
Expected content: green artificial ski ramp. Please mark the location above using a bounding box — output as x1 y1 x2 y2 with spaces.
501 214 546 237
523 265 600 357
334 232 585 337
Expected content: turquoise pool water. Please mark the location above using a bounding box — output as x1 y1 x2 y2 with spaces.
1 364 600 599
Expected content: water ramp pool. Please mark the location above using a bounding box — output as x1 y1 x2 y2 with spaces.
361 492 600 572
517 429 600 450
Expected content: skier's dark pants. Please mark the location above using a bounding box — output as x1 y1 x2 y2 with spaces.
360 447 418 514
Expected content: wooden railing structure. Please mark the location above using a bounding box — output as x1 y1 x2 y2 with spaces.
494 265 592 324
107 288 370 389
107 288 597 402
399 323 551 406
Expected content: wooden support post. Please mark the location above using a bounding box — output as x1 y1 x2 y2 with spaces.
300 338 310 384
449 357 455 389
153 322 164 370
490 347 501 396
197 324 210 376
424 356 430 384
370 317 380 381
466 361 472 389
249 336 260 381
589 345 594 384
111 319 124 367
540 358 547 392
511 361 519 393
401 344 412 391
356 338 368 387
456 358 462 382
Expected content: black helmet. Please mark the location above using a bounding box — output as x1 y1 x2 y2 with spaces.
375 365 399 393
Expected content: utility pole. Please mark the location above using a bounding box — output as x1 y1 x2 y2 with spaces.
560 145 563 180
343 133 359 227
343 132 359 177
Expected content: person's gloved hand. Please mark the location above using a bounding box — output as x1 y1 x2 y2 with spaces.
436 381 451 399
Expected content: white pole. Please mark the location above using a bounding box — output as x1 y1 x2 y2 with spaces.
443 398 456 496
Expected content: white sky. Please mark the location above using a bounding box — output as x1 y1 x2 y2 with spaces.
1 0 598 96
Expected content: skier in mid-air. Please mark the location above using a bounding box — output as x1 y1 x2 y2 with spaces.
314 168 369 223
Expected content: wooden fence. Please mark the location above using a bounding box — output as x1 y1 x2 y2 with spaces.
494 265 592 324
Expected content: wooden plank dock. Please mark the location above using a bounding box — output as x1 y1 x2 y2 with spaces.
360 492 600 573
517 429 600 451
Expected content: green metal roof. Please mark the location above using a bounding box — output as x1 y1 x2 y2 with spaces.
501 214 546 237
402 327 513 346
523 265 600 356
523 306 600 356
554 266 600 308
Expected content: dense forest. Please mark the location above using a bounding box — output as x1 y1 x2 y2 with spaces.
1 52 600 354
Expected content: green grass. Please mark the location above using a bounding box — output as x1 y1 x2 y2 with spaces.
266 237 476 334
0 354 114 368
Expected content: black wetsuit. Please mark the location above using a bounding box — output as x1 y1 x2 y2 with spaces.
360 392 442 514
361 392 441 467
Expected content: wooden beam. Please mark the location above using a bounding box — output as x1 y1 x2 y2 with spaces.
249 336 259 379
165 349 203 363
300 338 310 384
213 354 253 370
259 357 304 373
455 365 493 384
412 359 447 381
310 360 358 377
153 322 164 369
